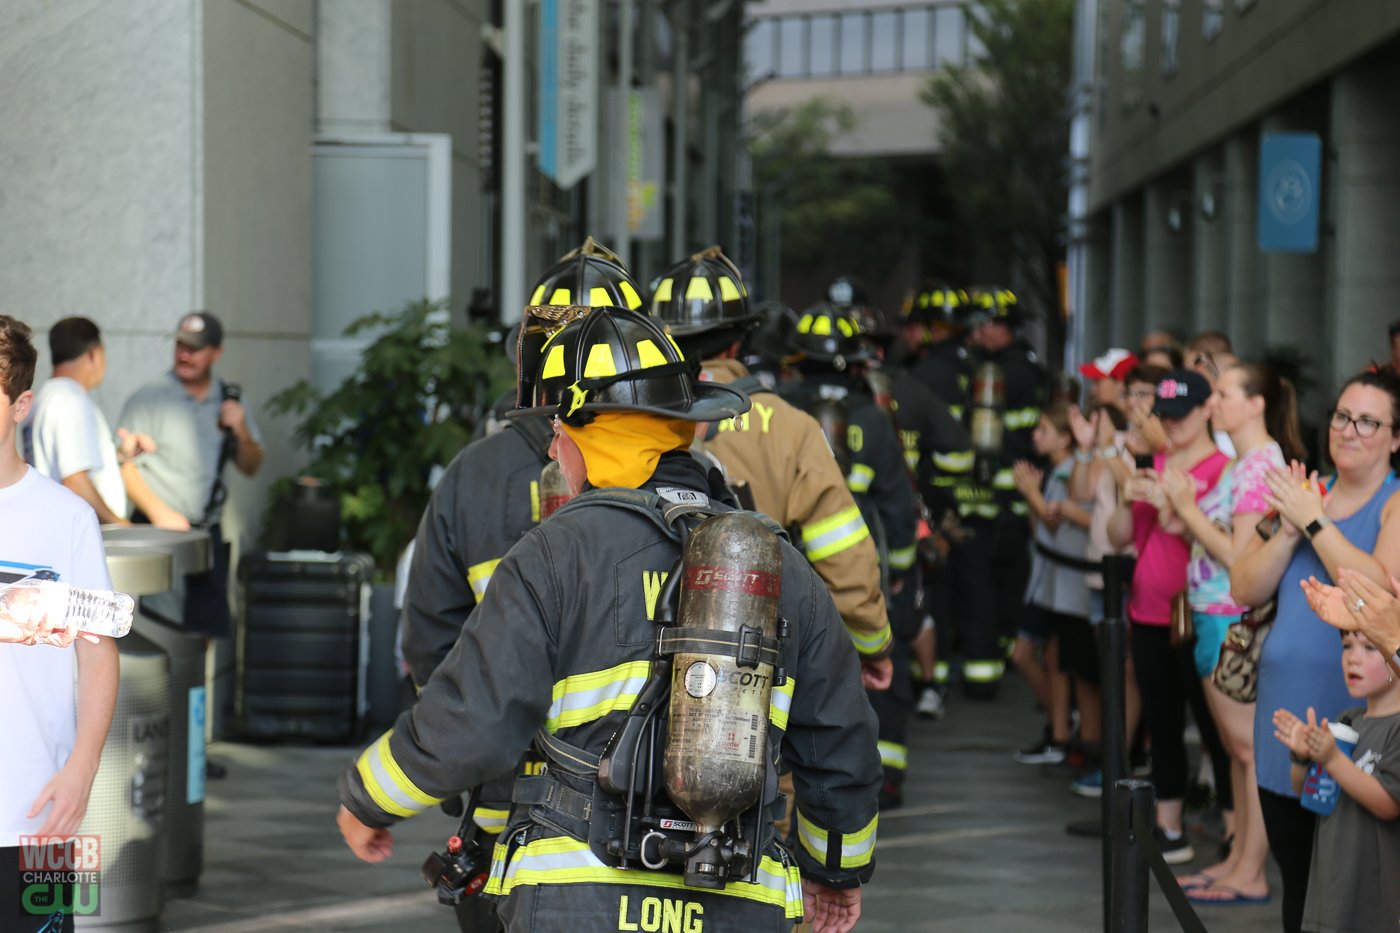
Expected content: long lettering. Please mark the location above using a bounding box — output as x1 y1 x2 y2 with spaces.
618 894 640 930
754 401 774 433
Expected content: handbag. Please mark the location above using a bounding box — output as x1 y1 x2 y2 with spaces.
1169 590 1193 647
1211 598 1277 703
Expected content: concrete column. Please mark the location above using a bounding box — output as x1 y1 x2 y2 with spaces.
1329 59 1400 390
1191 149 1227 334
316 0 392 135
1223 132 1261 356
1082 213 1114 356
1143 178 1193 339
1109 195 1144 349
1259 103 1328 397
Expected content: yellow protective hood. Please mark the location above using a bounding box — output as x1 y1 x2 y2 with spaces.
561 411 695 489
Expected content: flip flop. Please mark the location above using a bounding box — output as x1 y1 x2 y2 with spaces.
1175 872 1220 890
1186 885 1271 906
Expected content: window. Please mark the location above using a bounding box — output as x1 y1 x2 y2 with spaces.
871 11 899 72
1120 1 1146 111
810 15 837 76
935 5 967 66
902 8 932 70
839 12 868 74
1161 0 1180 75
778 17 805 77
746 18 775 83
1203 0 1224 41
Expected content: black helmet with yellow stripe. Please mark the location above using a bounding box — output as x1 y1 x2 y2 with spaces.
650 246 759 358
904 283 969 328
516 237 644 407
510 307 749 426
961 285 1023 328
787 302 871 370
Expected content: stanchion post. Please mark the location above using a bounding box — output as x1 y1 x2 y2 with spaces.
1109 779 1152 933
1098 554 1131 931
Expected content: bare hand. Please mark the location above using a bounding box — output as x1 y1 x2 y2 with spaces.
1304 713 1340 766
1272 707 1311 760
1263 462 1324 533
802 879 862 933
151 507 192 532
1336 569 1400 657
0 584 99 647
1131 413 1169 453
1042 500 1063 533
30 763 97 837
1159 466 1195 513
337 805 395 863
1012 460 1043 498
1301 576 1354 632
219 399 248 437
860 656 894 691
1067 406 1097 452
115 427 158 462
1122 470 1157 504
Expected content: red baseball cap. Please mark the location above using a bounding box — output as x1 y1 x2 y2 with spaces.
1079 349 1138 381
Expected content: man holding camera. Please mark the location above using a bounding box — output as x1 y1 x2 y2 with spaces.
119 311 263 643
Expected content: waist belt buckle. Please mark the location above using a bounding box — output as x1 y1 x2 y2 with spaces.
737 625 762 669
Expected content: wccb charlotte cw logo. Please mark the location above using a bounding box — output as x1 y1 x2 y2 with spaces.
16 835 101 920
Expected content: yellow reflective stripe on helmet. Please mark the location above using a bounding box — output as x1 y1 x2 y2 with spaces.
992 469 1017 490
718 276 742 301
473 807 510 834
685 277 713 301
583 343 618 378
619 280 643 310
801 505 870 562
796 313 813 334
837 317 853 337
530 285 547 305
846 621 892 657
545 661 652 732
355 730 445 819
769 677 795 732
963 660 1005 682
878 741 908 771
888 544 916 571
812 315 832 336
485 835 802 917
541 344 567 380
653 278 674 303
587 287 611 307
549 288 572 305
467 558 501 599
847 464 874 494
931 450 975 473
796 809 878 870
635 339 669 369
1003 406 1041 430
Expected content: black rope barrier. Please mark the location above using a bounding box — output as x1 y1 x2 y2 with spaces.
1109 779 1210 933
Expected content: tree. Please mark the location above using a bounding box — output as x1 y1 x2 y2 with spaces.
749 99 907 298
922 0 1074 359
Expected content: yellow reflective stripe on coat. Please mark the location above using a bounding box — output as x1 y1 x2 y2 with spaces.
991 469 1017 490
355 730 446 819
769 677 795 733
931 450 974 473
957 503 1000 520
467 558 501 600
933 661 951 683
845 620 893 657
484 835 803 918
474 807 510 834
847 464 875 494
796 809 878 870
878 741 908 771
963 660 1005 682
545 661 652 732
1003 406 1041 430
888 544 916 571
801 505 871 562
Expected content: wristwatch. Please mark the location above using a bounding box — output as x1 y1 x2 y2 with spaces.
1303 515 1333 540
1289 751 1312 766
1074 449 1094 465
1098 445 1120 460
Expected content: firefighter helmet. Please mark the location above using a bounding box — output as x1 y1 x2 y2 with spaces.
826 276 870 310
852 304 897 349
904 283 968 328
962 285 1023 328
787 302 871 369
511 307 749 425
651 246 759 336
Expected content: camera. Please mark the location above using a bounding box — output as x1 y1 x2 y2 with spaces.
422 831 491 906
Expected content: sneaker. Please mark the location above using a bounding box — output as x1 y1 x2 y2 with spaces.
1071 769 1104 798
916 686 945 720
1014 737 1066 765
1131 748 1152 777
1155 829 1195 865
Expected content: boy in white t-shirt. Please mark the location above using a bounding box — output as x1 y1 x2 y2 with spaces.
0 315 119 933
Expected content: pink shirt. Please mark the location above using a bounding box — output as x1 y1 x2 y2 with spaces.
1128 450 1230 626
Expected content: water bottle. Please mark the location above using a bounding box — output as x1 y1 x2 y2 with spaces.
0 579 135 643
1300 721 1361 816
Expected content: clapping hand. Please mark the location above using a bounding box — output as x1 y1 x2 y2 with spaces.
1159 466 1195 513
1307 569 1400 658
1067 406 1098 453
1272 707 1314 760
1012 460 1043 498
1263 461 1324 534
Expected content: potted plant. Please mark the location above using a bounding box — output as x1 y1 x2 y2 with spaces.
265 298 514 577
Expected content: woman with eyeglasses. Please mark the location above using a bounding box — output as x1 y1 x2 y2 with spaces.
1231 369 1400 933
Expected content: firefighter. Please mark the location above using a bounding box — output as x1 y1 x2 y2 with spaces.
651 248 894 687
399 237 643 931
950 285 1048 699
849 300 973 725
338 307 882 933
778 301 920 803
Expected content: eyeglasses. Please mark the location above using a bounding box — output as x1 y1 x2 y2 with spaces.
1190 350 1219 380
1329 409 1394 438
1127 389 1157 401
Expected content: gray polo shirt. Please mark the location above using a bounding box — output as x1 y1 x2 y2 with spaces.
118 372 262 524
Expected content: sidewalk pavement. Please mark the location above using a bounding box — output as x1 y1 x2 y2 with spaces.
156 676 1278 932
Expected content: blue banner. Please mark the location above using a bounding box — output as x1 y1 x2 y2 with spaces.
538 0 558 181
187 685 206 804
1257 132 1321 253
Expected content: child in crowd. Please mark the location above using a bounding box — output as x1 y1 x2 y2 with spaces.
1011 403 1096 766
1273 630 1400 932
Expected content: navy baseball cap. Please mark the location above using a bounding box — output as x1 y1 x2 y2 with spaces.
175 312 224 349
1153 369 1211 419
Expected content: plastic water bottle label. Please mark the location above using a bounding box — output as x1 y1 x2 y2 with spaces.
188 686 207 804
